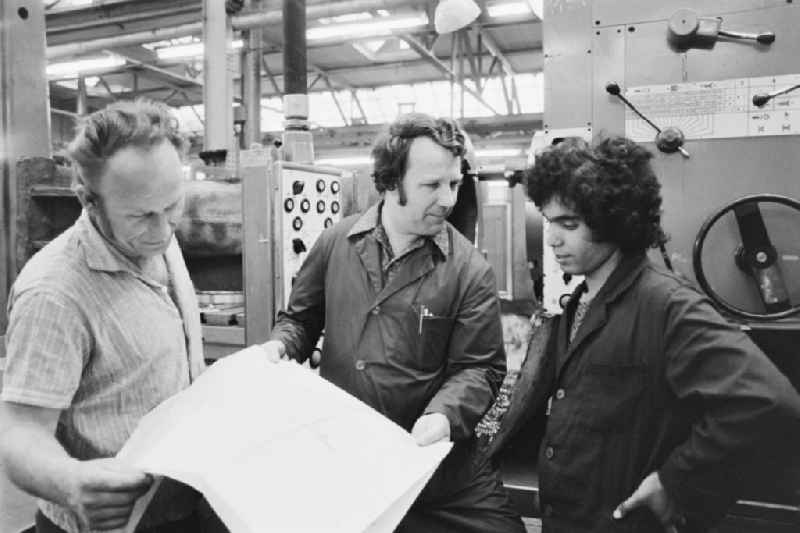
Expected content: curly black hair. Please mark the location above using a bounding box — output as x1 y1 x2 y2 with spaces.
525 135 667 252
371 113 468 204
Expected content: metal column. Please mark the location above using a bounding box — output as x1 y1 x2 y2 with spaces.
242 0 264 147
203 0 234 152
1 0 50 332
282 0 314 163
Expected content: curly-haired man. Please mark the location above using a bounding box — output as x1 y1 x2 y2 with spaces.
484 136 800 532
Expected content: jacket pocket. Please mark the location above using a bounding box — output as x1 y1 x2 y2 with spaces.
414 314 455 372
578 363 646 431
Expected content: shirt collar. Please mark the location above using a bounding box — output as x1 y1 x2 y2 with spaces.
347 201 451 257
75 211 156 275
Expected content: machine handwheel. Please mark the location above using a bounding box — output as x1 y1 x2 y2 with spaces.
693 194 800 320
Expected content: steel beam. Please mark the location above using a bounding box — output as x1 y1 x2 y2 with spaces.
115 53 203 88
228 49 543 100
47 0 418 59
96 76 118 100
261 55 281 94
323 77 349 125
475 26 517 77
400 35 500 116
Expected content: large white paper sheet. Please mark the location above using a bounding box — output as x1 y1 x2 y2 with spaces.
117 346 452 533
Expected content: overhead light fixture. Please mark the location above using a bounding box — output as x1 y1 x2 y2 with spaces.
434 0 480 34
316 156 373 166
55 76 101 90
476 148 523 158
488 1 533 18
318 11 373 24
57 0 94 8
47 55 125 79
156 39 244 60
307 14 428 41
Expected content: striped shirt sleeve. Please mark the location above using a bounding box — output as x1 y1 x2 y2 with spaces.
2 289 90 409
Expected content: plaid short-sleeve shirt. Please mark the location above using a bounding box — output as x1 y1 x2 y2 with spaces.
2 212 205 532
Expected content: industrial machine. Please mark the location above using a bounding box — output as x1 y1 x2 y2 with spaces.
518 0 800 529
178 159 350 357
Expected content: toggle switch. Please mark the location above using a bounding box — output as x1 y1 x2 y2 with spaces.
283 198 294 212
331 201 340 214
331 180 340 194
300 198 311 213
317 200 326 213
324 217 334 228
292 216 303 231
316 179 326 193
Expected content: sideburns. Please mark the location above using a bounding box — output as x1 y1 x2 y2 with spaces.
397 178 408 206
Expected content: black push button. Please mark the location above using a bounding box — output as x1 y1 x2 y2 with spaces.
292 238 307 254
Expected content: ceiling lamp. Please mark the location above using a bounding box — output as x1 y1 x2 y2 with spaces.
307 14 428 41
46 55 125 79
434 0 481 34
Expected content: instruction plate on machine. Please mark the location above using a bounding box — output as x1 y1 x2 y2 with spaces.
624 74 800 141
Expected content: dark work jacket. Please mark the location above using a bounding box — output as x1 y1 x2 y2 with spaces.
270 203 506 441
484 253 800 533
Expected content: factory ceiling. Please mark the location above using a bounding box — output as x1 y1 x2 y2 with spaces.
43 0 543 154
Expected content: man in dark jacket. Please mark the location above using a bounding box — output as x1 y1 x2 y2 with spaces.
483 136 800 532
262 113 524 532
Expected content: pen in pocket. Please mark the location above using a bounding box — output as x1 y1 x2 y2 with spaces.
418 304 431 334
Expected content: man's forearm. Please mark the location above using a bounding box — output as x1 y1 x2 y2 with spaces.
0 420 76 506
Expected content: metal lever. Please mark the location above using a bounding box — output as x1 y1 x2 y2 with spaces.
718 29 775 45
752 83 800 107
605 82 690 158
667 8 775 49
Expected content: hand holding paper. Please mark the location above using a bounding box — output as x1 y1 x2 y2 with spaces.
411 413 451 446
65 458 152 531
117 346 452 533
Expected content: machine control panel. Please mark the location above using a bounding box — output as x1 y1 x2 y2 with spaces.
275 163 344 310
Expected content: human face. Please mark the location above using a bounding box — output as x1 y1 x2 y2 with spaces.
384 136 462 237
541 198 618 276
92 141 185 261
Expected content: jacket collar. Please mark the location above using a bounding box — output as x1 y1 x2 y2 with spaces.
587 251 649 306
347 201 451 257
556 252 649 377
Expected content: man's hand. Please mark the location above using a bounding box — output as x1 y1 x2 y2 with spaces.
260 340 286 363
613 471 685 533
411 413 451 446
66 458 152 531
